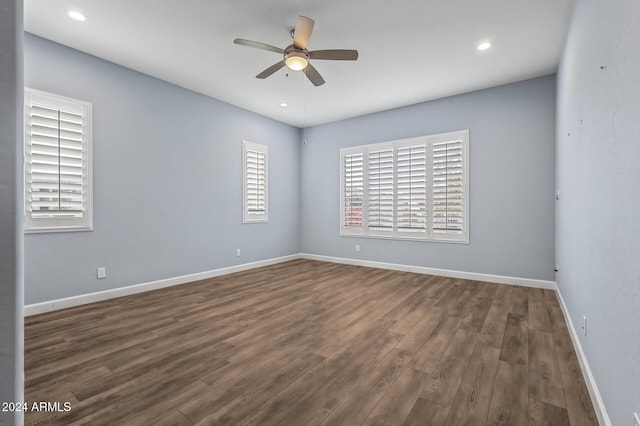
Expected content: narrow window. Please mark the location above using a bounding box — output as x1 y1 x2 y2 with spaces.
243 140 268 223
24 88 93 232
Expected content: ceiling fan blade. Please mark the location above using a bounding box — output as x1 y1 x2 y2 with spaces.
234 38 284 54
310 49 359 61
303 63 325 86
293 16 314 49
256 61 286 79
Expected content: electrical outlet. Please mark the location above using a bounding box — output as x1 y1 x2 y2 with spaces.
236 248 241 257
355 244 360 253
581 316 587 336
633 412 639 426
555 264 559 272
97 267 106 279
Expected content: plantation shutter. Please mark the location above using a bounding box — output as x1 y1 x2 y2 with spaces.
432 139 464 236
25 89 93 232
397 143 427 235
243 141 268 222
340 130 468 243
246 150 266 212
367 148 394 233
342 152 364 231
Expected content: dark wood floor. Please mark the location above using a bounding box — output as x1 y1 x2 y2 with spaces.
24 259 597 425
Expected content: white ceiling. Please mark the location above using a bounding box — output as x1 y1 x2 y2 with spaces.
24 0 573 128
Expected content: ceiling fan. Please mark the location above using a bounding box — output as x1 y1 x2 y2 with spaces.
233 15 358 87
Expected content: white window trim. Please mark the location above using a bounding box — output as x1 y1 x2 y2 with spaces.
340 130 469 244
242 140 268 223
24 88 93 233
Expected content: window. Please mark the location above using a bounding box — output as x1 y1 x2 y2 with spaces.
340 130 469 243
242 140 268 223
24 88 93 232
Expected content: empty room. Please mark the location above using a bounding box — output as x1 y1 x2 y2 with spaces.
1 0 638 425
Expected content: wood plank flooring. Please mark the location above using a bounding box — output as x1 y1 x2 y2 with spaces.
24 259 598 425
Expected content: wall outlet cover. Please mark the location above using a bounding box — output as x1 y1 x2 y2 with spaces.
236 249 241 257
97 267 106 279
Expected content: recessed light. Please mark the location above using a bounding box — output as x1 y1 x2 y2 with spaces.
477 42 491 51
66 10 86 21
279 102 288 108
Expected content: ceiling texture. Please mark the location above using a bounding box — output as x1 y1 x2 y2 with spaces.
24 0 573 128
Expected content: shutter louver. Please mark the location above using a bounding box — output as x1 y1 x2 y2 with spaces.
432 140 464 235
397 144 427 234
343 152 364 230
367 149 394 232
27 103 85 219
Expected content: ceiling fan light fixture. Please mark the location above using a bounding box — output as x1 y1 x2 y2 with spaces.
284 50 308 71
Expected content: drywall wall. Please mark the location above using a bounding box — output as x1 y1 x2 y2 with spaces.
24 34 301 305
301 76 556 281
0 0 24 424
556 0 640 424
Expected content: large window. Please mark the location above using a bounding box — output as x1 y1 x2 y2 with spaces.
340 130 469 243
24 89 93 232
242 140 268 223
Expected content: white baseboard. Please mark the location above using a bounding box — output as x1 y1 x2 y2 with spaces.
24 254 300 316
300 253 556 290
554 285 611 426
24 253 556 316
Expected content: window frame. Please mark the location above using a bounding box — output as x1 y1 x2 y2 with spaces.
339 130 469 244
24 88 93 233
242 140 269 223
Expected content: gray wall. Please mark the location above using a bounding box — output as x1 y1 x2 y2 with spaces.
24 34 301 305
0 0 24 424
556 0 640 424
301 76 557 281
